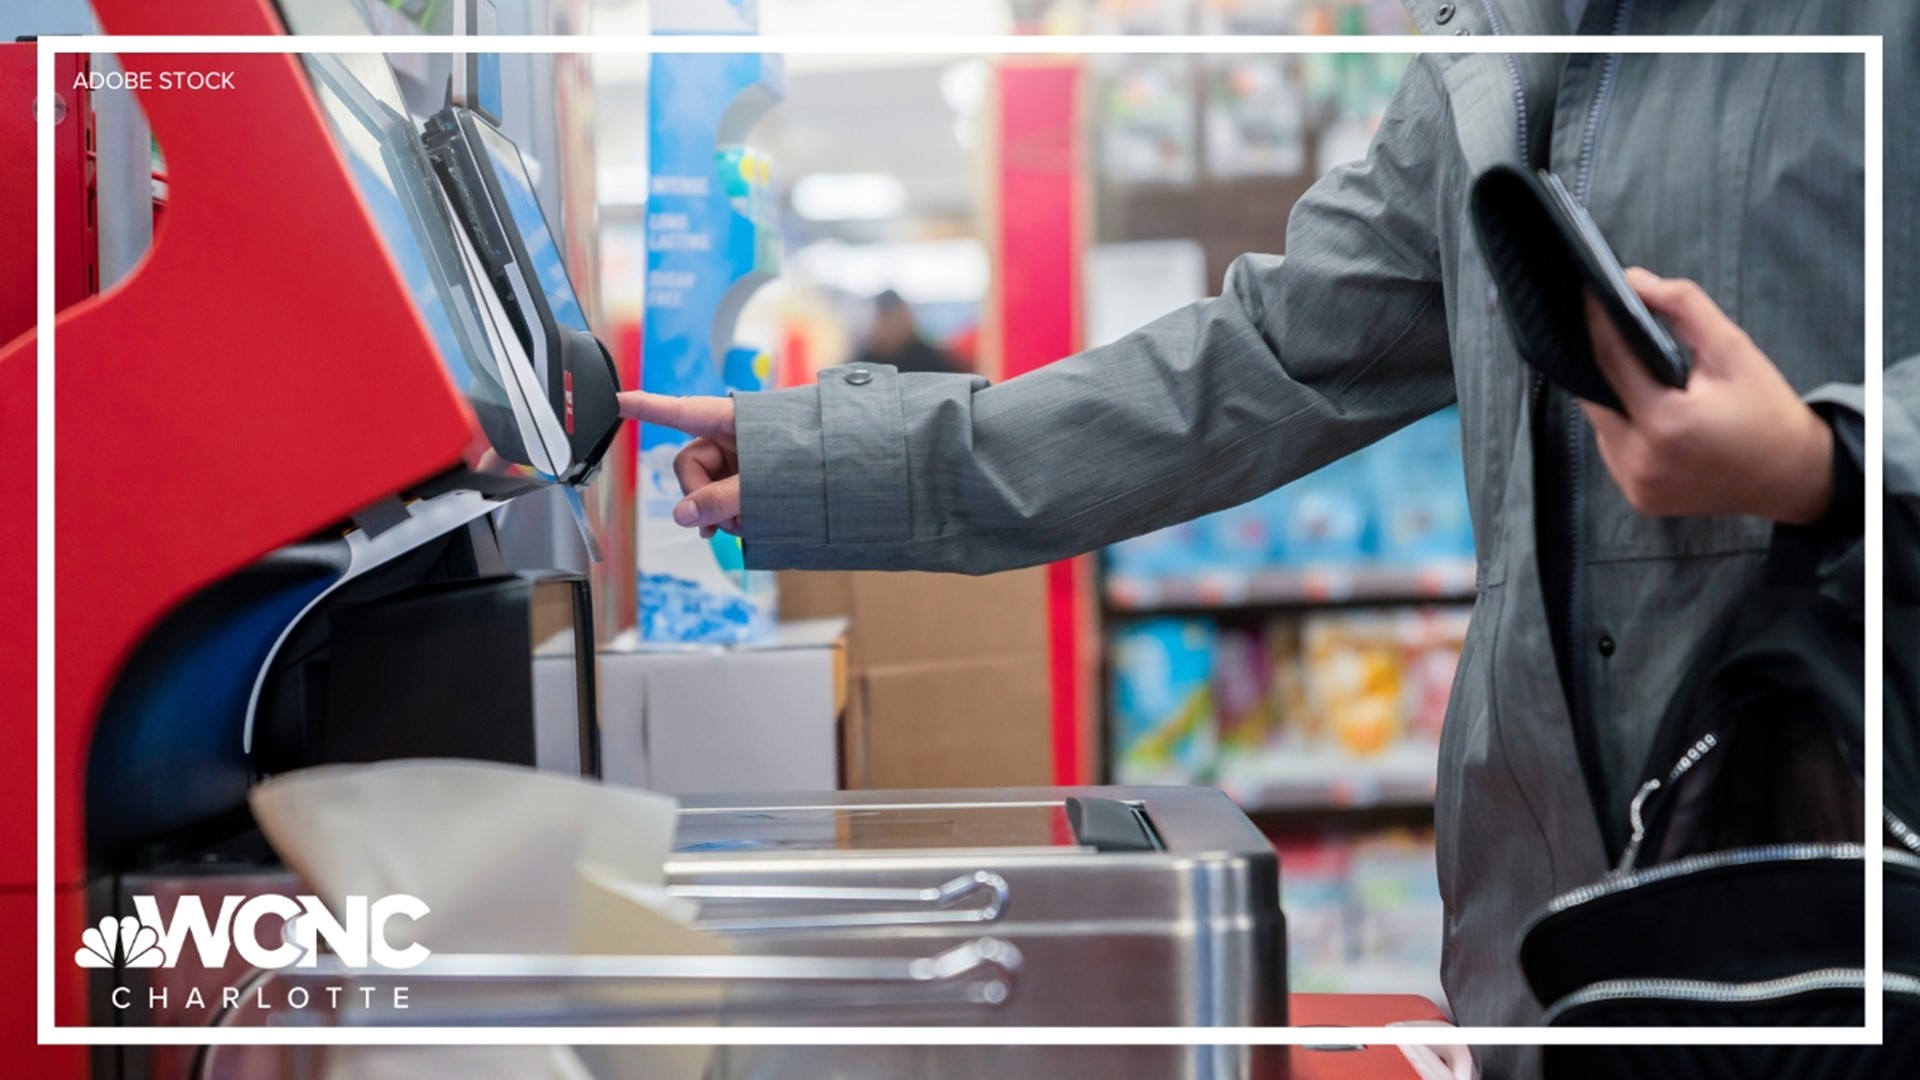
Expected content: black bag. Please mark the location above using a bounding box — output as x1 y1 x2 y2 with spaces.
1517 527 1920 1076
1525 855 1920 1078
1886 496 1920 855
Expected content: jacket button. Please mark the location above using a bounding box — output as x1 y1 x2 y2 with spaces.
1436 3 1456 23
844 368 873 386
1597 634 1616 658
1454 26 1472 35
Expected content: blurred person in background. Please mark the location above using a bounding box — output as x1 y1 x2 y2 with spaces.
852 289 962 375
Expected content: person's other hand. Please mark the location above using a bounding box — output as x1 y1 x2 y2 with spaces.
618 391 741 538
1581 268 1833 524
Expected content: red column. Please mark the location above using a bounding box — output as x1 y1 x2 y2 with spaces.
994 61 1094 786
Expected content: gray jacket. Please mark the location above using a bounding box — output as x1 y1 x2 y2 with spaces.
731 1 1912 1070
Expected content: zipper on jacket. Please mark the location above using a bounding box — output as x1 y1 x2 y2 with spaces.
1541 967 1902 1026
1482 1 1597 822
1488 2 1640 853
1564 2 1629 849
1573 1 1630 206
1890 807 1920 854
1538 841 1866 920
1615 732 1720 874
1560 0 1628 855
1566 14 1628 807
1477 1 1530 158
1562 389 1588 784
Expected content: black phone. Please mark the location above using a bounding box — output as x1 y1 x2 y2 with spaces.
1470 164 1690 413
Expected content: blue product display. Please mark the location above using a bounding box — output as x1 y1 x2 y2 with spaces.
1368 407 1474 564
1107 518 1210 580
1201 492 1281 570
638 573 758 642
1105 413 1472 585
1110 619 1220 785
638 48 784 643
1273 449 1376 565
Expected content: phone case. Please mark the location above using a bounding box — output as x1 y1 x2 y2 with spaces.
1469 164 1690 413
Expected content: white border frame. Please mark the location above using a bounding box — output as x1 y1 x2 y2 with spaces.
37 32 1884 1050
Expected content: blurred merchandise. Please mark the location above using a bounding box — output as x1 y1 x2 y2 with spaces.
1106 408 1474 604
1215 626 1277 755
1370 408 1474 565
1102 409 1471 814
1272 836 1351 986
1264 619 1315 745
1302 611 1404 757
716 144 781 272
1196 0 1298 34
1203 56 1307 178
1106 517 1213 582
1110 618 1220 785
1300 50 1407 139
1294 0 1417 37
1348 830 1445 990
1204 489 1286 570
1095 55 1198 184
1093 46 1409 194
1400 606 1469 743
1278 450 1378 565
1274 829 1444 1003
1090 0 1193 33
1085 0 1413 34
1110 601 1467 806
1116 607 1471 809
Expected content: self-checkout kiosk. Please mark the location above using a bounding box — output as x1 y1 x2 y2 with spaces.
0 0 628 1067
3 4 1297 1077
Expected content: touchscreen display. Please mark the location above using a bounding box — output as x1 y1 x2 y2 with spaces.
302 53 554 485
470 118 592 333
304 54 484 389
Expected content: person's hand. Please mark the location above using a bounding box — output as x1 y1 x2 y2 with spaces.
1581 268 1833 525
618 391 742 538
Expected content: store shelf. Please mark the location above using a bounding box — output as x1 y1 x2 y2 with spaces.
1291 961 1447 1007
1219 743 1439 813
1105 560 1477 614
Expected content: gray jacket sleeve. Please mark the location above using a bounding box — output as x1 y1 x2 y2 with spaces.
735 56 1457 575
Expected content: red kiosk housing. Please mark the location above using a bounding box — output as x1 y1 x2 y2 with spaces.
0 1 484 1064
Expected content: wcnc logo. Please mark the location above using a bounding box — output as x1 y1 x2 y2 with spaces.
75 895 431 971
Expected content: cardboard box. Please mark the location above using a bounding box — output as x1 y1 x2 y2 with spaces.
574 619 847 795
778 569 1050 669
845 656 1054 789
779 569 1056 788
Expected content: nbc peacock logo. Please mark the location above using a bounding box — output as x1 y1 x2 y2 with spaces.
76 916 165 969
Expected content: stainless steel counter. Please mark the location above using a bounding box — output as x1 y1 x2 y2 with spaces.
121 786 1289 1080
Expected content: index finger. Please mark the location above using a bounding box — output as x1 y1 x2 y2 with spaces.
1584 291 1668 419
617 391 735 439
